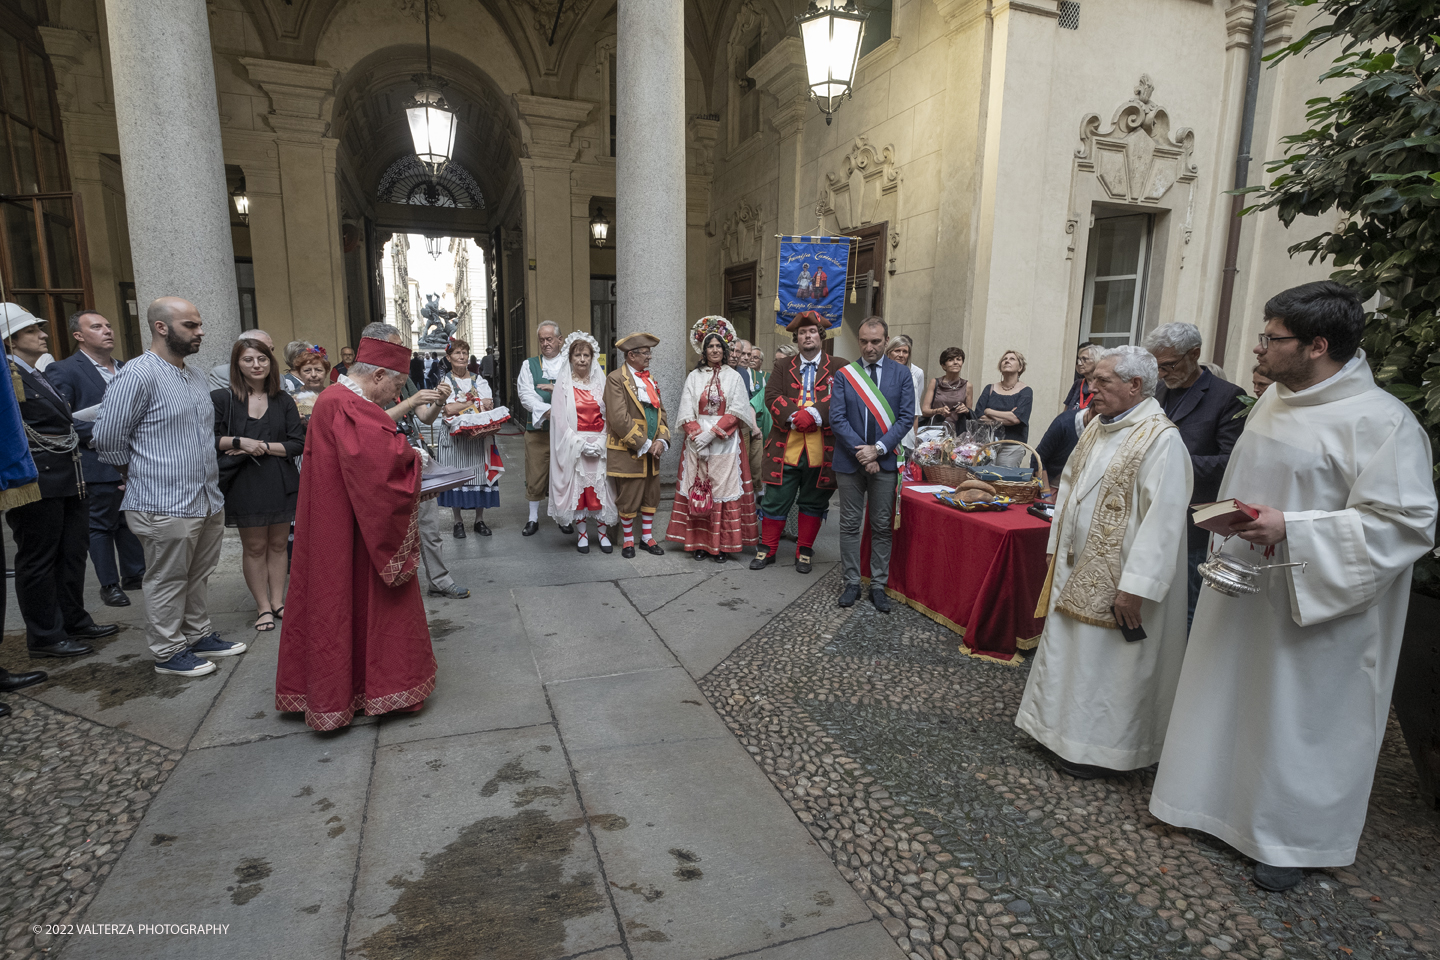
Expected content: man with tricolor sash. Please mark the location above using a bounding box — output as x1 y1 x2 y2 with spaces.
750 311 838 574
829 316 915 611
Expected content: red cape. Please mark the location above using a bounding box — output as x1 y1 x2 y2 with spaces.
276 382 434 731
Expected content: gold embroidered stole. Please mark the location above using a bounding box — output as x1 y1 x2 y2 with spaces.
1048 414 1173 628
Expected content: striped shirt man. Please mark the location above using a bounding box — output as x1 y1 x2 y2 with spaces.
93 350 223 517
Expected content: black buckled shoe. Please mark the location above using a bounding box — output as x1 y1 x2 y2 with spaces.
641 540 665 556
795 552 813 574
1253 863 1304 892
621 545 636 559
70 624 119 640
712 552 727 563
30 638 93 659
749 549 776 571
838 583 860 608
870 588 893 614
0 668 47 692
100 584 130 607
522 521 540 537
559 523 575 535
452 522 467 539
474 520 491 536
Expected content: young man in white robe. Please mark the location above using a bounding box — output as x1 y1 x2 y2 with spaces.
1150 281 1438 892
1015 346 1194 779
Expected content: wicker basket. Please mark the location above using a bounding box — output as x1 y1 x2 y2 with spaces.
921 463 971 487
976 440 1042 504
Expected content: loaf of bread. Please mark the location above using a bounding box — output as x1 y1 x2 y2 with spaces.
959 479 997 496
958 489 993 503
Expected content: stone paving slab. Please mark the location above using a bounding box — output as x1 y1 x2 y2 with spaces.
513 580 676 684
737 919 907 959
347 724 622 960
613 570 712 615
545 664 730 753
0 619 243 751
643 561 836 678
567 736 874 960
187 626 309 749
374 599 550 746
64 727 376 960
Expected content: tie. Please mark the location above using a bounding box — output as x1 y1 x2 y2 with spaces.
637 370 661 407
866 363 879 444
802 362 816 402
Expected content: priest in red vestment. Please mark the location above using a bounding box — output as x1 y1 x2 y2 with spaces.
276 336 435 731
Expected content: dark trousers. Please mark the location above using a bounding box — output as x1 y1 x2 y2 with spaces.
6 494 96 648
86 481 145 587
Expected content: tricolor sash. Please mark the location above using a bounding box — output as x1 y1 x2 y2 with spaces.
839 361 895 434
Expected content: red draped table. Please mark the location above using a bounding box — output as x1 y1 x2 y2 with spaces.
861 482 1052 663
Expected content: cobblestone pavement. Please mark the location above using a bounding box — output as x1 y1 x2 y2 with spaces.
0 697 181 960
698 566 1440 960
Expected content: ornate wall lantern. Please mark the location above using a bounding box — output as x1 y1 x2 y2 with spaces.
589 207 610 247
231 179 249 225
798 0 867 125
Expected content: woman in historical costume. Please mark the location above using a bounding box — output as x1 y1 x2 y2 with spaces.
548 331 617 554
665 316 761 562
435 337 503 538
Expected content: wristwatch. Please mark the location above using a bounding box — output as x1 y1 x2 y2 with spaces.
231 436 240 451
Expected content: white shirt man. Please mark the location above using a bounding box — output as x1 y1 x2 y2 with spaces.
516 322 570 534
1014 345 1193 778
1150 281 1437 892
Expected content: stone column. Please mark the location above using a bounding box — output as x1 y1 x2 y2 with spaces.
513 95 594 353
616 0 687 478
104 0 239 370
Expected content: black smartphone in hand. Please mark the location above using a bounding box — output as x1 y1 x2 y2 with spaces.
1111 605 1146 643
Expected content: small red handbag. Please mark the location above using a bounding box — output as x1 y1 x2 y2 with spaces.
688 458 715 515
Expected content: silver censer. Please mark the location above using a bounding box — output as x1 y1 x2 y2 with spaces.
1198 553 1308 597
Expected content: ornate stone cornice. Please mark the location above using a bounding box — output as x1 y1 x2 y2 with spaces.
749 37 809 140
240 58 339 139
513 94 594 163
1225 1 1299 51
933 0 991 33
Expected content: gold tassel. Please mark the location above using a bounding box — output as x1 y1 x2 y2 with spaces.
849 284 856 304
9 359 23 400
773 295 781 312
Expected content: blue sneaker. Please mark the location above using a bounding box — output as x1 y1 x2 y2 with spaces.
154 650 217 677
190 632 247 658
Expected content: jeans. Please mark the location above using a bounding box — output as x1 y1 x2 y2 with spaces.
836 468 898 588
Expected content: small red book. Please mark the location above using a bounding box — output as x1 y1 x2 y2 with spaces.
1191 498 1260 536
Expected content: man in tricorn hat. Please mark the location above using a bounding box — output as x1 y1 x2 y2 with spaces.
751 310 838 574
277 336 437 731
605 332 670 558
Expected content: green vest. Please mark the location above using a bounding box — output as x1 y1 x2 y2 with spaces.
523 355 555 432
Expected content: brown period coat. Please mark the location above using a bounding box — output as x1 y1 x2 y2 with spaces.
604 365 671 479
761 352 836 489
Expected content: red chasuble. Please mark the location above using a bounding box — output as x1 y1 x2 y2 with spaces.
275 382 435 731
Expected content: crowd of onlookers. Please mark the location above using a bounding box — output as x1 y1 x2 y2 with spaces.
1 295 1258 714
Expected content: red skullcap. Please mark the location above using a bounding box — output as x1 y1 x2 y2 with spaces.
354 336 411 375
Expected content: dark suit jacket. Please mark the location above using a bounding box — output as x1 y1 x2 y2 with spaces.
13 359 80 499
1154 368 1248 546
45 351 124 483
830 355 915 474
735 365 757 398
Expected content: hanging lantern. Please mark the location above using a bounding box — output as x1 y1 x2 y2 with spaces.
405 0 458 176
797 0 867 125
589 206 610 247
231 179 250 225
406 80 457 177
425 236 443 260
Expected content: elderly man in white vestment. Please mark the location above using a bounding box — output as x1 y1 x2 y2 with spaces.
1015 346 1193 779
1150 281 1437 893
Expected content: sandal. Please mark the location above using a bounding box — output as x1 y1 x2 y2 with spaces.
273 606 284 620
254 610 276 632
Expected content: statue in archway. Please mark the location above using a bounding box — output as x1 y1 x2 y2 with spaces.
417 292 460 349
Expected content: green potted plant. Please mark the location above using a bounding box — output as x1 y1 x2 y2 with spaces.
1245 0 1439 807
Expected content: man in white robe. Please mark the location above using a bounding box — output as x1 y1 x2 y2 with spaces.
1150 281 1437 892
1015 346 1194 778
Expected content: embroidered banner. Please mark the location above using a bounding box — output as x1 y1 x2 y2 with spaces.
775 235 855 331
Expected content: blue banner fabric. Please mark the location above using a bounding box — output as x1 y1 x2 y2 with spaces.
775 236 854 331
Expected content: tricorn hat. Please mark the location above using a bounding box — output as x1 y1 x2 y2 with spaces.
785 310 826 334
354 336 411 375
615 332 660 353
